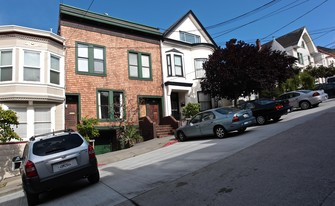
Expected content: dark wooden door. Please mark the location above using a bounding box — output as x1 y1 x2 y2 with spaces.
65 96 78 131
146 99 159 124
171 92 180 120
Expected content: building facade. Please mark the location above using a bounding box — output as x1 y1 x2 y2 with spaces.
59 4 164 133
161 11 217 120
0 25 65 141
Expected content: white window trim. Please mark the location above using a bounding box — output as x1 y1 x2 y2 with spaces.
0 48 14 83
165 52 185 77
20 49 44 83
49 53 64 86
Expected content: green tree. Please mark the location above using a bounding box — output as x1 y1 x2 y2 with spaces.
181 103 200 118
0 107 20 143
201 39 297 106
76 116 99 142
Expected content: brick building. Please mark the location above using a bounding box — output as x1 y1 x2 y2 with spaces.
58 4 164 140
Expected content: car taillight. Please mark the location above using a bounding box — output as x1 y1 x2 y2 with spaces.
25 160 38 178
312 92 320 97
275 104 283 110
88 145 96 159
232 115 239 122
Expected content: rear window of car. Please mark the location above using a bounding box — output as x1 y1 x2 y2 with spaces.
256 99 274 105
33 134 84 156
216 108 240 115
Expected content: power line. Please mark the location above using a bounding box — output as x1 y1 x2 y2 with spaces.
261 0 329 40
205 0 282 30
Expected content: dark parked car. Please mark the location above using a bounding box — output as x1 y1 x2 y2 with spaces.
239 99 292 125
175 107 256 141
315 83 335 99
12 130 100 205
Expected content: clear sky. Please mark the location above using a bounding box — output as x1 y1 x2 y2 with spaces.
0 0 334 48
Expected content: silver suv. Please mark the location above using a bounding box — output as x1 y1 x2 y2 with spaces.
12 129 100 205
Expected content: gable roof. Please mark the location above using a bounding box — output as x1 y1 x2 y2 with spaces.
163 10 217 47
275 27 305 48
59 4 162 37
262 38 286 52
317 46 335 58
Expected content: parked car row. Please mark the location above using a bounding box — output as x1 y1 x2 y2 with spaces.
175 89 328 142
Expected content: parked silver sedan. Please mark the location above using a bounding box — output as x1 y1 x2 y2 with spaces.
277 90 328 110
175 107 256 141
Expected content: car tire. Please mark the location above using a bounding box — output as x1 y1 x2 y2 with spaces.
300 101 311 110
214 126 226 139
238 127 247 133
25 191 39 206
256 116 266 125
177 131 186 142
88 170 100 184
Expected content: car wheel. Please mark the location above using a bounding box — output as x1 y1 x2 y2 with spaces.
88 170 100 184
177 131 186 142
300 101 310 110
238 127 247 133
25 191 39 206
272 116 281 122
256 116 266 125
214 126 226 139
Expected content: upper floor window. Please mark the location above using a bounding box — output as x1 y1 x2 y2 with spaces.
180 31 200 44
50 55 60 85
301 41 306 49
198 91 211 111
97 90 124 120
297 52 304 65
166 50 184 77
194 58 206 79
128 51 152 80
0 50 13 82
76 42 106 76
24 50 40 82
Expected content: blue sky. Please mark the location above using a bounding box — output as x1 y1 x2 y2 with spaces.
1 0 334 48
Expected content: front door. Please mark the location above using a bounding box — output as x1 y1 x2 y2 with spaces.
65 95 79 131
171 92 180 120
146 99 160 124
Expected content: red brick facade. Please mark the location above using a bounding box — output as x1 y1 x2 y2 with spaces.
60 21 163 127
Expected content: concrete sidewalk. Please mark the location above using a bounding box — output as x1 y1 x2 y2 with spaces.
0 135 177 198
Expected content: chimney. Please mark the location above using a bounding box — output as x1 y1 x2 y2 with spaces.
256 39 261 51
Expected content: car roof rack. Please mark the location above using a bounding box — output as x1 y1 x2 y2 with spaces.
29 129 75 141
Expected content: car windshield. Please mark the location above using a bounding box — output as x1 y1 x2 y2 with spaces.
216 107 240 115
33 134 84 156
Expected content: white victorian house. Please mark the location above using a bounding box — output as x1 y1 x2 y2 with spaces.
0 26 65 141
161 11 217 120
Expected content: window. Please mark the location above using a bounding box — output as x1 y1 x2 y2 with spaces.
0 50 13 81
198 92 211 111
297 52 304 65
98 90 124 120
76 43 106 75
165 52 184 77
34 108 51 135
24 50 40 81
195 58 206 78
10 108 27 138
180 31 200 44
50 55 60 84
167 54 172 76
128 51 152 80
174 55 183 76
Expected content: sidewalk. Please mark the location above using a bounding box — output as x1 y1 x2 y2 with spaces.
0 135 177 198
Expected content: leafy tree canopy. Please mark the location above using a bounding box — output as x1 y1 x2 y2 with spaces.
201 39 297 103
305 64 335 78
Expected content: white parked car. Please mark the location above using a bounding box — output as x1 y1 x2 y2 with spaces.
277 90 328 110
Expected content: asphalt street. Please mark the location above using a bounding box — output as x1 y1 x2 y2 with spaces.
118 106 335 206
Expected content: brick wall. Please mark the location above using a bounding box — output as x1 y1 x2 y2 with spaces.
60 22 163 127
0 142 25 180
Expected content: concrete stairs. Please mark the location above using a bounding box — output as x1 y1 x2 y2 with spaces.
156 124 175 138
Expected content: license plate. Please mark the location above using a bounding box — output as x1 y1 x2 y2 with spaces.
243 113 249 118
53 158 77 172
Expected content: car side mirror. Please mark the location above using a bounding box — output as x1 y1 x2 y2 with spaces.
12 156 22 170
